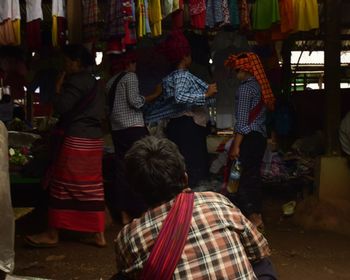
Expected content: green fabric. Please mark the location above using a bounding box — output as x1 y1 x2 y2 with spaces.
252 0 280 30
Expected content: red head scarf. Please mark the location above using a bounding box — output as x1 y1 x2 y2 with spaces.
157 30 191 65
225 52 275 111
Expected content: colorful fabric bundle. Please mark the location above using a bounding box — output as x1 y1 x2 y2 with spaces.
225 52 275 111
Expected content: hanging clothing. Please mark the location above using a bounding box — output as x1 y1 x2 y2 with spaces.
222 0 231 26
279 0 294 33
251 0 280 30
239 0 251 30
293 0 319 31
228 0 240 28
123 0 137 45
189 0 206 29
52 0 66 47
0 19 16 45
206 0 224 28
148 0 162 37
26 0 43 22
82 0 99 43
26 0 43 50
171 0 184 30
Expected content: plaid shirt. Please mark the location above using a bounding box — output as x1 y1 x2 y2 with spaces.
144 69 214 123
107 72 145 131
114 192 270 279
235 77 266 136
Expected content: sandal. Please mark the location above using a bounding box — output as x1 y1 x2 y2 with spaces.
24 236 58 248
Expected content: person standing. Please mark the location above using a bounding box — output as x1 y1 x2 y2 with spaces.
145 31 217 187
224 52 275 230
26 44 106 247
106 51 161 224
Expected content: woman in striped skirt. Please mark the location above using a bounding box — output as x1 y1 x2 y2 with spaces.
26 45 106 247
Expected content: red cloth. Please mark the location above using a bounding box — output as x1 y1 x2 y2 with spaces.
157 30 191 64
26 19 42 51
49 136 105 232
140 191 194 280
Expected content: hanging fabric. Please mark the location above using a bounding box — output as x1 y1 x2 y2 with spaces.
222 0 231 26
0 0 20 46
26 0 43 51
251 0 280 30
123 0 137 45
189 0 206 29
171 0 184 30
228 0 239 28
148 0 162 37
206 0 224 28
293 0 319 32
239 0 251 30
82 0 99 43
52 0 66 47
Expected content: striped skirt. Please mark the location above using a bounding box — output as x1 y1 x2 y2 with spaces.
48 136 105 232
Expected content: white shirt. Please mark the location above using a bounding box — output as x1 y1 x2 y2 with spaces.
26 0 43 22
52 0 65 17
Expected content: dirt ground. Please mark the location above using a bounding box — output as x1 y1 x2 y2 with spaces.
12 194 350 280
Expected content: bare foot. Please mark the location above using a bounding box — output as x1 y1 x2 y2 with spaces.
80 232 106 248
94 232 106 247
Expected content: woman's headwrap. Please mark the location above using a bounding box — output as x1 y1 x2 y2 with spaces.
225 52 275 111
157 30 191 65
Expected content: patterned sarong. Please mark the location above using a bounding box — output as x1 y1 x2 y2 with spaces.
48 136 105 232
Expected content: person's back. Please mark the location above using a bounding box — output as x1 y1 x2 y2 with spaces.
116 191 269 279
113 136 274 279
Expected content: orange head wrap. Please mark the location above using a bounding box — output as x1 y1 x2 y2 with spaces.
225 52 275 111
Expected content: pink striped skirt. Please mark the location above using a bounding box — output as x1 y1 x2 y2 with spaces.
48 136 105 232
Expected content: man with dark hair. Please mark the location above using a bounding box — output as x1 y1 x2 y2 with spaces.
113 136 276 280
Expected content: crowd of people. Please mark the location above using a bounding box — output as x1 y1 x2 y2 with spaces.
0 31 282 279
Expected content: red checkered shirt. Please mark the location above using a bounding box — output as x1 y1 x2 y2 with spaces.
114 192 271 279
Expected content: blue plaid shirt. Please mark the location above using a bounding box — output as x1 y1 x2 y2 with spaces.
144 69 214 123
235 77 266 136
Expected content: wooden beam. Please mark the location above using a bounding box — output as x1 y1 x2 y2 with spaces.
324 0 342 155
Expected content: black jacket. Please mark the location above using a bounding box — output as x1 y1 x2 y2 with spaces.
54 71 104 138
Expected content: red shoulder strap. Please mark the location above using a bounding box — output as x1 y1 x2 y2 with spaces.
248 98 264 125
140 192 194 280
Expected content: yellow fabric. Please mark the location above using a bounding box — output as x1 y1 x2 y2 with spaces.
148 0 162 37
137 0 146 37
293 0 319 31
52 15 58 47
0 19 16 45
12 19 21 45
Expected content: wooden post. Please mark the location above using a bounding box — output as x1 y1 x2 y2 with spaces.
67 0 83 44
324 0 342 155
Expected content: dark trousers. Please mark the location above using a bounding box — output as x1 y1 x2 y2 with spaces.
237 131 267 216
165 116 209 187
110 127 149 218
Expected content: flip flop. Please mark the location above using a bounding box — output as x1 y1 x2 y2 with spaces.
24 236 58 248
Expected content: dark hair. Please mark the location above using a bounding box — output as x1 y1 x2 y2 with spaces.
62 44 95 68
125 136 187 207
